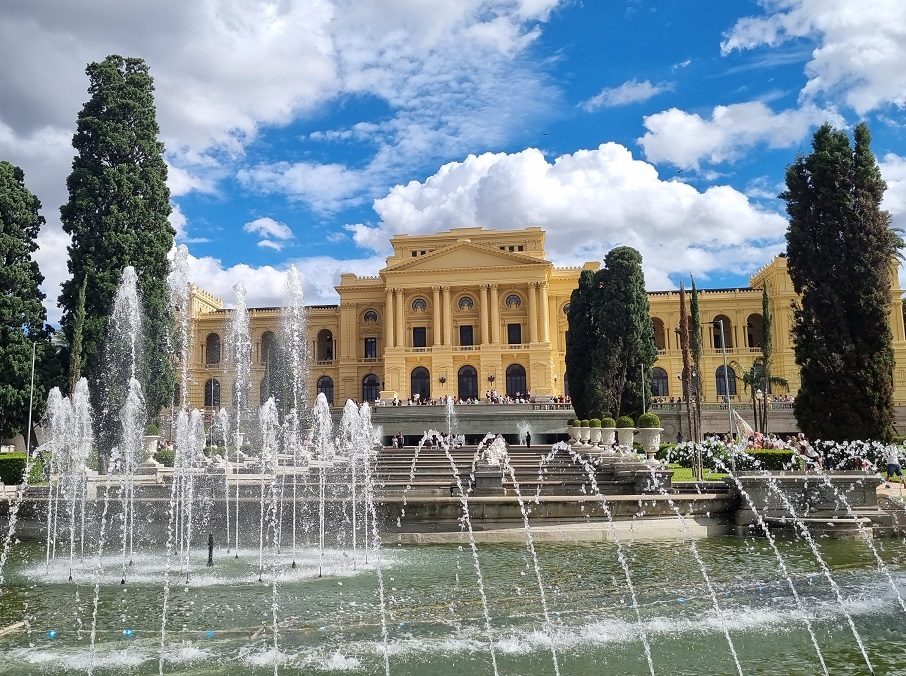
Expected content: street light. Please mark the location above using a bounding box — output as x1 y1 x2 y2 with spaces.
755 388 763 434
714 319 735 470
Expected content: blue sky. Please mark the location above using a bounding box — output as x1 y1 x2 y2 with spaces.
2 0 905 320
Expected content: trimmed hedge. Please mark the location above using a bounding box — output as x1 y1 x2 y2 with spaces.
580 419 590 427
602 417 616 428
0 453 42 485
637 412 660 428
616 415 635 428
154 448 175 467
589 418 601 427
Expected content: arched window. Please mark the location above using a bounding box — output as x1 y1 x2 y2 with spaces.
317 376 334 404
716 366 737 397
203 378 221 407
260 331 277 364
746 313 764 348
505 364 527 398
457 365 478 400
458 296 474 310
205 333 221 364
411 298 427 312
316 329 334 362
363 310 378 323
410 367 430 400
362 374 380 402
505 294 522 308
652 318 667 351
712 315 734 349
652 367 669 397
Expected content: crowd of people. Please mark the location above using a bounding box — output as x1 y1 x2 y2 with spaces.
376 392 571 406
652 394 795 406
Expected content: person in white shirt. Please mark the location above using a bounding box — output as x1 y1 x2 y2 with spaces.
884 445 903 485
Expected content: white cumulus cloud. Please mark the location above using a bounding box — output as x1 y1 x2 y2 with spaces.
582 79 673 111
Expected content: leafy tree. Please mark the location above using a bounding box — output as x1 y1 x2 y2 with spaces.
565 270 598 419
58 55 175 456
0 161 63 443
782 122 901 441
591 247 658 418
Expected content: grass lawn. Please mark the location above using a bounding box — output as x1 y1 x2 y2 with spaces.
668 463 728 482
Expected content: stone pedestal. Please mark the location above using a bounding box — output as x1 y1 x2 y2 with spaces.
616 427 636 451
473 464 504 495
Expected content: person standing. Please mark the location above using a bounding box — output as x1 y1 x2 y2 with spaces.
525 432 531 448
884 445 903 487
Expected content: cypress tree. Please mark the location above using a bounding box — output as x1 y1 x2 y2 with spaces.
592 247 657 418
0 161 62 442
565 269 598 419
760 286 773 433
689 276 703 441
782 122 901 440
58 55 175 445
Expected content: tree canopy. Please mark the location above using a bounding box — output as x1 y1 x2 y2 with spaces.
58 55 175 444
782 122 901 441
566 247 657 419
0 161 62 442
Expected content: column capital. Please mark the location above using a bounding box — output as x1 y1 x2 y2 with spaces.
441 285 451 293
432 285 441 293
479 282 491 291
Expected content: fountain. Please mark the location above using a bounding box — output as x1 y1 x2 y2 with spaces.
0 267 905 674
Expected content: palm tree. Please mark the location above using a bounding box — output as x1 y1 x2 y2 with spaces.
729 357 789 434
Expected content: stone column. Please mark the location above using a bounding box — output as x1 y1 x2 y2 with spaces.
539 281 550 342
385 287 395 348
479 284 489 345
490 284 500 344
527 282 538 343
432 286 441 346
442 286 452 346
396 288 405 348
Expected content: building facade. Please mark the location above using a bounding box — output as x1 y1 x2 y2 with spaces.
183 226 906 412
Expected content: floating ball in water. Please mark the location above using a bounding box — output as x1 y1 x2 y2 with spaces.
677 598 686 604
47 630 57 638
123 628 134 637
206 631 215 638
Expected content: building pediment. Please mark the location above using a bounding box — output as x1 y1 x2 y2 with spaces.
383 241 548 275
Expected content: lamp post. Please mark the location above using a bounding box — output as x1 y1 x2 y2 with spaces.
755 388 763 434
714 319 734 470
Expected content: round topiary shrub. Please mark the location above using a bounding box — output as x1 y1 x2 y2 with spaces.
637 412 661 428
145 422 161 436
602 417 616 428
580 419 590 427
616 415 635 428
568 419 578 426
589 418 601 427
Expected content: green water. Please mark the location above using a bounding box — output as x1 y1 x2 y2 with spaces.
1 536 905 674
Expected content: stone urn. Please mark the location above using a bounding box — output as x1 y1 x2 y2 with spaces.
567 424 580 445
578 425 591 446
637 427 663 463
143 435 161 458
588 426 602 446
599 428 617 455
616 427 636 451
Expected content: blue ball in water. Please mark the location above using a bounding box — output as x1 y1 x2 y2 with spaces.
47 630 57 639
206 631 215 638
123 628 134 637
677 598 686 604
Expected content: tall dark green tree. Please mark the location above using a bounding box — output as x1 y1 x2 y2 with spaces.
689 276 703 441
591 247 658 418
565 269 598 419
0 161 63 443
58 55 175 446
782 122 901 441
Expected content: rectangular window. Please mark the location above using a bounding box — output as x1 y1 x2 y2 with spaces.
507 323 522 345
413 326 427 348
517 245 524 251
459 325 473 346
364 337 377 359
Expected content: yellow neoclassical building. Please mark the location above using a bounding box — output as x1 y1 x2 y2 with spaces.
183 226 906 411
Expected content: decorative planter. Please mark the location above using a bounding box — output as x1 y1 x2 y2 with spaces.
589 427 602 446
616 427 636 451
567 426 579 445
599 428 617 455
579 426 591 445
637 427 663 463
143 435 161 458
